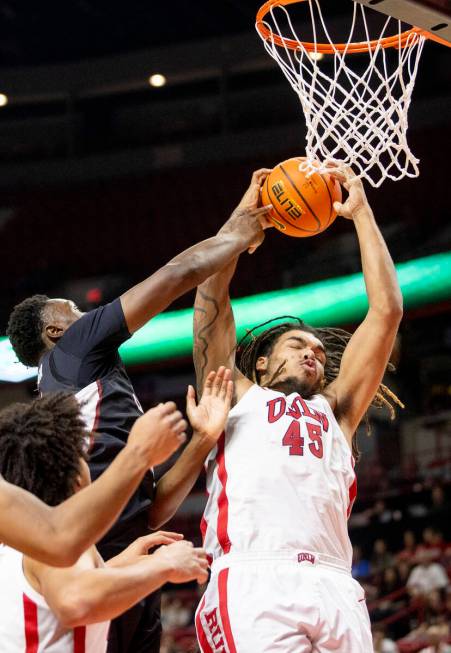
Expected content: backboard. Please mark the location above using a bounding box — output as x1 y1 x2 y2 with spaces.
357 0 451 44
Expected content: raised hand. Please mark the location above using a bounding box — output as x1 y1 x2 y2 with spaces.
153 540 209 584
186 367 233 448
127 402 188 467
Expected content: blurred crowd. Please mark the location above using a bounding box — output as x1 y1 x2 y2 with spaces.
358 524 451 652
160 590 200 653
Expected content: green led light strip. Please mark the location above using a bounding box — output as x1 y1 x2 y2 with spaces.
0 252 450 381
120 251 451 365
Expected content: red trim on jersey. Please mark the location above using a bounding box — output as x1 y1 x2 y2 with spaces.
347 473 358 518
218 568 237 653
23 594 39 653
200 515 213 566
216 433 231 554
195 596 214 653
200 515 208 544
200 489 209 546
74 625 86 653
89 380 103 452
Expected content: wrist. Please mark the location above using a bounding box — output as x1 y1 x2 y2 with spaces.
352 202 374 223
190 431 217 454
216 228 251 250
120 442 153 475
152 550 176 579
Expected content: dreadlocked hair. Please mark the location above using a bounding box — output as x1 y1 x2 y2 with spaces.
7 294 49 367
0 392 88 506
236 316 404 461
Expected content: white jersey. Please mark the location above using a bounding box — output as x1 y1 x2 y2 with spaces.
201 385 357 567
0 545 109 653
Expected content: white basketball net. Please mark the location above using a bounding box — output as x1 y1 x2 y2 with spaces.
256 1 426 187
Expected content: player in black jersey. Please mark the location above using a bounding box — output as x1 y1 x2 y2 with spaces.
6 170 272 653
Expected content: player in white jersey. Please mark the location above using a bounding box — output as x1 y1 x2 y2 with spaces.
193 167 403 652
0 368 234 653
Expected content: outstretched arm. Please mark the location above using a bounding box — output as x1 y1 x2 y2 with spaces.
120 169 271 334
31 538 208 628
193 169 271 398
0 449 147 567
324 170 403 441
0 402 187 566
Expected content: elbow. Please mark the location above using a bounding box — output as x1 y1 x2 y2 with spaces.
148 516 163 530
386 303 403 324
148 503 173 531
54 550 84 569
170 246 221 288
148 511 169 531
54 592 94 628
49 534 85 568
392 300 404 323
163 261 200 294
374 296 403 324
51 552 81 569
37 541 82 569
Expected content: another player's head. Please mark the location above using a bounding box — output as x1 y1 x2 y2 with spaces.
7 295 84 366
238 318 327 398
0 392 89 506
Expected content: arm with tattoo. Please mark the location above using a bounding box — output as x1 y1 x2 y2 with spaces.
193 260 238 394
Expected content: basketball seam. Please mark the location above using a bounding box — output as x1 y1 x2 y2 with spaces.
280 163 322 231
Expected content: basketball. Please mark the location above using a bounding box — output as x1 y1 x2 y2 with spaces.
261 157 342 237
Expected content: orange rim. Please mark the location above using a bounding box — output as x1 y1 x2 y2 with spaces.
256 0 439 53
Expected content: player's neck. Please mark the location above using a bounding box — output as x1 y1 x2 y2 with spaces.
266 377 317 398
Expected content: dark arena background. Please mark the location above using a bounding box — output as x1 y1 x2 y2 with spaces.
0 2 450 651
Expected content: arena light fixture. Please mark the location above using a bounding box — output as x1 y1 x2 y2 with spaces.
149 74 167 88
0 94 8 107
308 51 324 61
0 252 450 382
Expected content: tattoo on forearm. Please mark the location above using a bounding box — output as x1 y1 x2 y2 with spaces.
193 290 220 388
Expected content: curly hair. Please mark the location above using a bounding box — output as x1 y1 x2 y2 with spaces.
6 294 49 367
0 392 88 506
237 316 404 460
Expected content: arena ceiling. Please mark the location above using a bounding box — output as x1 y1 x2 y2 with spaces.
0 0 267 65
0 1 352 66
0 1 447 185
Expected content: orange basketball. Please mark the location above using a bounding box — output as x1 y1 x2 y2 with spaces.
261 157 342 237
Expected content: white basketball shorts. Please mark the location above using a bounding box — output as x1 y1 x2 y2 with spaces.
195 551 372 653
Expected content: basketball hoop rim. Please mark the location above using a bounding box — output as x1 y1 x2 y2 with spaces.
256 0 450 53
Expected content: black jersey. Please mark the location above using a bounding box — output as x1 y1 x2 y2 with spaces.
38 298 155 541
38 298 161 653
